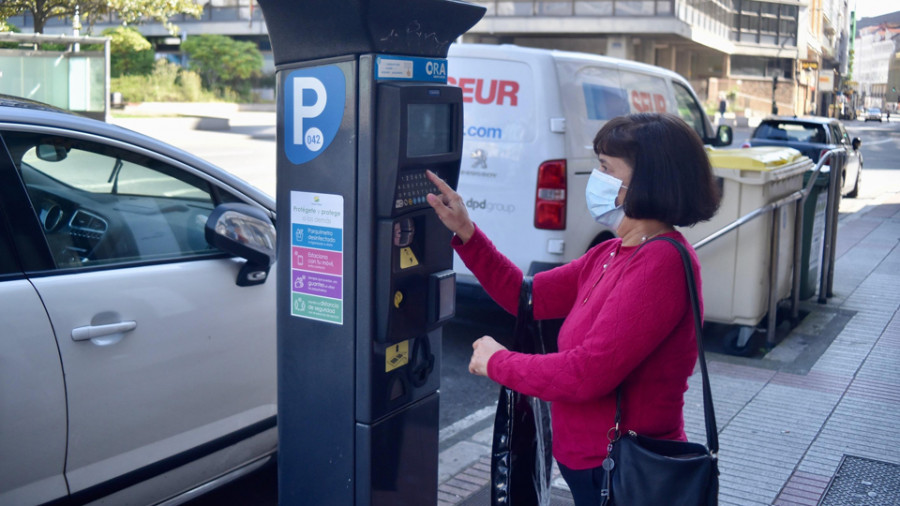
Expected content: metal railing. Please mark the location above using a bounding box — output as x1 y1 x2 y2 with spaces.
693 148 844 346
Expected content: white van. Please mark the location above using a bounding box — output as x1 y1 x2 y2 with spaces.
447 43 732 286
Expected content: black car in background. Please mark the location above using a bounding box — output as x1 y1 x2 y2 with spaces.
744 116 863 198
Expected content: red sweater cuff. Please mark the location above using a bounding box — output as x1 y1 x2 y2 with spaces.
450 223 485 252
486 349 513 383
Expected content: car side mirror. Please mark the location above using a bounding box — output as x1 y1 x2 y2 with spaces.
36 143 68 162
851 137 861 150
711 125 733 147
205 203 277 286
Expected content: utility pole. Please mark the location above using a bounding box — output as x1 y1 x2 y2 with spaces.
772 74 779 114
72 4 81 52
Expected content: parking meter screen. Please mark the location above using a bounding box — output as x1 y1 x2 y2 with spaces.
407 103 453 157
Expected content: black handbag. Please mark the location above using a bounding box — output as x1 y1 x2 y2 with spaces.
600 237 720 506
491 277 554 506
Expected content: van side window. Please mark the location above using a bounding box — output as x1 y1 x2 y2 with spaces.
672 82 709 140
619 71 670 116
583 84 630 120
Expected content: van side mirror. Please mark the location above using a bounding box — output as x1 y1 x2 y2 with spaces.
852 137 861 150
710 125 733 147
205 203 277 286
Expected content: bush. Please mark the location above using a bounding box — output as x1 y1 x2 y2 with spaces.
104 27 155 77
181 34 263 101
0 23 20 49
112 59 216 103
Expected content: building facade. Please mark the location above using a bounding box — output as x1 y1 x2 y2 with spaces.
853 18 900 110
5 0 856 117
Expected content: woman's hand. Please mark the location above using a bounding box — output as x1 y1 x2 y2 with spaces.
469 336 507 377
426 170 475 243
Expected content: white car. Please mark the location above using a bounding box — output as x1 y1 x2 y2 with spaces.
0 95 277 505
865 108 882 122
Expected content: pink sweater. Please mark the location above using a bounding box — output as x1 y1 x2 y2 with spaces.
453 226 702 470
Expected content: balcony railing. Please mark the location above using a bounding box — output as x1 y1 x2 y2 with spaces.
469 0 675 17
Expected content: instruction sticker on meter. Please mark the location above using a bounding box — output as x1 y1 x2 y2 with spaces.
386 341 409 372
290 191 344 325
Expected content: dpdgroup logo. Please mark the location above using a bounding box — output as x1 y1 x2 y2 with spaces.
466 198 516 213
285 65 346 165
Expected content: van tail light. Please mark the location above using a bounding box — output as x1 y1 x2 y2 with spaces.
535 160 566 230
741 141 751 148
819 149 831 166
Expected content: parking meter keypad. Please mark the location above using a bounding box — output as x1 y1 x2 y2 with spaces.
395 171 439 209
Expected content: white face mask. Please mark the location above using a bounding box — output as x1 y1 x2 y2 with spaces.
585 168 627 230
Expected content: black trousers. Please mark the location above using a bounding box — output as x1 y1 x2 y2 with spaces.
559 462 609 506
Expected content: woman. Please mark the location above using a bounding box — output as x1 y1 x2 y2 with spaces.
426 113 720 504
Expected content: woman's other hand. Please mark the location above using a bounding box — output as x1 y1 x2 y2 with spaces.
426 170 475 243
469 336 507 377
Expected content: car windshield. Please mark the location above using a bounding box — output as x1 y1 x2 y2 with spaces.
754 122 825 143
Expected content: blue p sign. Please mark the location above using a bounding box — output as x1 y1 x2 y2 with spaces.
284 65 346 165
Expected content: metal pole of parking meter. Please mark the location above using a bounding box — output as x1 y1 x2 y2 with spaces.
255 2 485 505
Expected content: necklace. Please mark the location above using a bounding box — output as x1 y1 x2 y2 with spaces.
639 228 672 244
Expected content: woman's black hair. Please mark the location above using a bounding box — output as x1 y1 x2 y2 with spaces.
592 113 720 227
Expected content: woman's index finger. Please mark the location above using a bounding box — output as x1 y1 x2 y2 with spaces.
426 169 453 195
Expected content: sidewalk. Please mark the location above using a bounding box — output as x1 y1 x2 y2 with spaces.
437 195 900 505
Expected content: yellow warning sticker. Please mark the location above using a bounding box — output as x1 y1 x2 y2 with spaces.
399 247 419 269
386 340 409 372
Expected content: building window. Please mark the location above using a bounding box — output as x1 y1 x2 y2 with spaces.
575 0 615 15
536 0 574 15
731 55 792 78
615 0 656 15
496 0 534 16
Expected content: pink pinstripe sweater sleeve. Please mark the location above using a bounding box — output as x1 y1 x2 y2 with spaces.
452 224 593 317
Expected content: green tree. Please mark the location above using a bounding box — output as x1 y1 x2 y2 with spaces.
0 0 201 35
182 34 263 100
103 26 154 77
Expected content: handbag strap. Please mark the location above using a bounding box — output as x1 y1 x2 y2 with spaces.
612 236 718 455
509 277 537 353
517 277 534 328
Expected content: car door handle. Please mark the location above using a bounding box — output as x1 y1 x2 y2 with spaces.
71 321 137 341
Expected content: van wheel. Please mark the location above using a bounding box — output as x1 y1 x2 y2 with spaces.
587 232 617 252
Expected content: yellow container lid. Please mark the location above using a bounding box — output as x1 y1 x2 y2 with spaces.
707 146 804 171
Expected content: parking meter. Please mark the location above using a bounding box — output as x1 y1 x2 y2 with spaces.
256 1 484 504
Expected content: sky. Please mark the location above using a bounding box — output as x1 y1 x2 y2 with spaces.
852 0 898 19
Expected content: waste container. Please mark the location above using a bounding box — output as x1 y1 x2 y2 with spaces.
681 147 814 329
799 168 830 300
